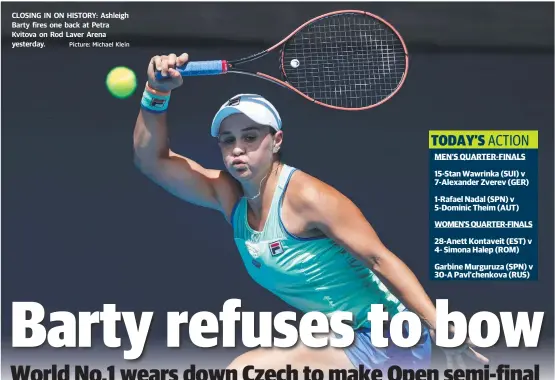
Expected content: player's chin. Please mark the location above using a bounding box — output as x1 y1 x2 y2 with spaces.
230 165 253 179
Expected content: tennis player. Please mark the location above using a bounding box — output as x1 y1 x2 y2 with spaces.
134 53 488 373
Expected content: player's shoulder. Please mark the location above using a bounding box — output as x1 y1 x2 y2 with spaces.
286 167 344 212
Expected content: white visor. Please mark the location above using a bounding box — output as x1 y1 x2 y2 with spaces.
211 94 282 137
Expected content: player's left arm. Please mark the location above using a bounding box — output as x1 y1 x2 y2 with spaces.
295 174 437 330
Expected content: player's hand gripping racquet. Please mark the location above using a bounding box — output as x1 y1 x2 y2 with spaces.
155 10 409 110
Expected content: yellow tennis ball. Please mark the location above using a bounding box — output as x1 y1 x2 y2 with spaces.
106 66 137 99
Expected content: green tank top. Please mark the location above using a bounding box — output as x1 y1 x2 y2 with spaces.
231 164 406 329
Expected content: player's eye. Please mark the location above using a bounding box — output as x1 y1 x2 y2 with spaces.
219 136 235 145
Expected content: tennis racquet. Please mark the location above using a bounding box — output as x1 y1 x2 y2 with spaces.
155 10 409 111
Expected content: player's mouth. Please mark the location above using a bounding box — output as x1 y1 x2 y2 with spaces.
231 158 247 166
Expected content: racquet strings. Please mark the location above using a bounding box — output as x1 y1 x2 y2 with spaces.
282 13 407 108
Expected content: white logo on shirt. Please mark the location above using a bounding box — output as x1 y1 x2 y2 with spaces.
245 241 260 258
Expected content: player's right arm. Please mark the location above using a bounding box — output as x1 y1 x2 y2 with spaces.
133 53 241 221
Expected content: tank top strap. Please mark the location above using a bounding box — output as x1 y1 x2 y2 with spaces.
232 164 296 236
261 164 296 237
277 164 296 192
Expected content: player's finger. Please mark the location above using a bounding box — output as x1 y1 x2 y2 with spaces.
176 53 189 66
153 55 163 74
168 68 180 78
465 347 489 364
167 53 177 68
154 55 163 70
160 57 170 77
148 55 160 75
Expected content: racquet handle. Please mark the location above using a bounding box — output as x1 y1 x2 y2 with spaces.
155 60 228 80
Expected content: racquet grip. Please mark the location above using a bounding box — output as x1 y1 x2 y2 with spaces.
155 60 227 79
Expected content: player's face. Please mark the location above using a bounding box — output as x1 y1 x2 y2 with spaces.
218 114 276 180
